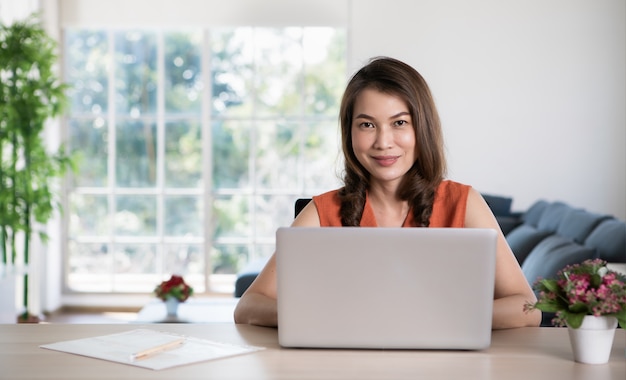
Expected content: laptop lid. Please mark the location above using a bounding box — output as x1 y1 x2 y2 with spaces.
276 227 497 350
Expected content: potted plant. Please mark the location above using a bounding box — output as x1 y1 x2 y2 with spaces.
524 259 626 364
0 14 75 322
154 275 194 317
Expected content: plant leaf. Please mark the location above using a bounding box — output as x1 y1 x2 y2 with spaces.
590 273 602 288
533 300 563 313
568 302 589 314
564 312 585 329
538 279 560 293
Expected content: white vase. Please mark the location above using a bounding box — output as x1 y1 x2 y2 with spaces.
567 315 617 364
164 297 180 317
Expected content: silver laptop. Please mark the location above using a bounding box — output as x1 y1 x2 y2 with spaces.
276 227 497 350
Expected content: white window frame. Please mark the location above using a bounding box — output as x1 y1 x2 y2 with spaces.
45 0 349 309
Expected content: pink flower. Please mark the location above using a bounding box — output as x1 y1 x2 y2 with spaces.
524 259 626 328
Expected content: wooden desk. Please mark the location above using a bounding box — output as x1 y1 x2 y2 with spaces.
0 324 624 379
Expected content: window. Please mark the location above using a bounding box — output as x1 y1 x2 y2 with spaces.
64 27 346 295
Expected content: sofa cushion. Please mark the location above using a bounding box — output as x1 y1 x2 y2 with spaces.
556 210 611 244
498 216 522 236
482 194 513 216
536 202 575 233
584 219 626 263
506 225 552 264
521 200 549 227
522 235 597 284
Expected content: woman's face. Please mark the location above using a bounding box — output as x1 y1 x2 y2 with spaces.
351 88 416 188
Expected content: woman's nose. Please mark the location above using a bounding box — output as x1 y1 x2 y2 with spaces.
373 125 393 149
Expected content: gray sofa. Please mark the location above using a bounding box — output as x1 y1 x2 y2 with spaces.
501 200 625 281
490 198 626 326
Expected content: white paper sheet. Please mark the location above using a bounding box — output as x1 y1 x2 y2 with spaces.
40 328 264 370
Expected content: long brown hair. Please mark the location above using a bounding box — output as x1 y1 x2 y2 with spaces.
338 57 447 226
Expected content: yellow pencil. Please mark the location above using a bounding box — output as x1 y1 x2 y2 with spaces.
130 338 185 361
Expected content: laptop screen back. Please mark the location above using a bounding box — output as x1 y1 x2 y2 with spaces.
276 227 497 350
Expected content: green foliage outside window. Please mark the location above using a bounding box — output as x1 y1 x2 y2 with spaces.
65 26 345 294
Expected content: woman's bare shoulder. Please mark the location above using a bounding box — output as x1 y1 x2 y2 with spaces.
292 200 321 227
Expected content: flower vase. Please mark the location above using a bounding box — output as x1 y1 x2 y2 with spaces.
164 297 180 318
567 315 617 364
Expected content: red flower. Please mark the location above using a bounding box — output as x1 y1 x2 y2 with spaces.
154 275 194 302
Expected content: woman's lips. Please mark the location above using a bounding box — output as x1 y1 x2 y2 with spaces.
373 155 399 167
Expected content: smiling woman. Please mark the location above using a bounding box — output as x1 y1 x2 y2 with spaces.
234 57 542 329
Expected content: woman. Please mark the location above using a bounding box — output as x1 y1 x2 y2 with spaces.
234 56 541 329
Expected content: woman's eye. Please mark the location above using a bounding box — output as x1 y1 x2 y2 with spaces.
360 122 374 128
394 120 407 127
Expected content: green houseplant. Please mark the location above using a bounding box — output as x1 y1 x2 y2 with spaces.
524 259 626 364
0 14 75 322
524 259 626 328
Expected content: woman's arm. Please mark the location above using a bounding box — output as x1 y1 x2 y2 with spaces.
464 188 541 329
233 200 321 326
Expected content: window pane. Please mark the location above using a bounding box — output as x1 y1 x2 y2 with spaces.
252 244 276 262
255 120 299 189
69 194 109 236
165 120 202 188
116 119 157 187
64 29 109 115
254 28 303 117
164 30 203 114
212 120 250 189
303 28 347 116
164 244 205 292
164 244 204 274
211 28 253 117
114 244 157 274
114 195 157 236
164 195 202 237
115 30 157 116
68 118 108 187
113 244 158 292
213 195 250 239
254 195 297 239
212 244 247 274
303 121 342 191
68 242 112 292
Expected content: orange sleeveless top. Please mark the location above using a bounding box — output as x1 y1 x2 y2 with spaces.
312 180 470 227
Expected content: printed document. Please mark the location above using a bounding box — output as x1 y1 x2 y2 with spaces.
40 328 264 370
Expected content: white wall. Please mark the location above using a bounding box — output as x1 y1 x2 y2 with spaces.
51 0 626 220
351 0 626 219
0 0 39 24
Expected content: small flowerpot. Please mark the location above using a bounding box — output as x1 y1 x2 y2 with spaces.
567 315 617 364
164 297 180 317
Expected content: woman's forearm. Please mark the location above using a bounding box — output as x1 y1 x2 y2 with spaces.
233 292 278 327
492 294 541 329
